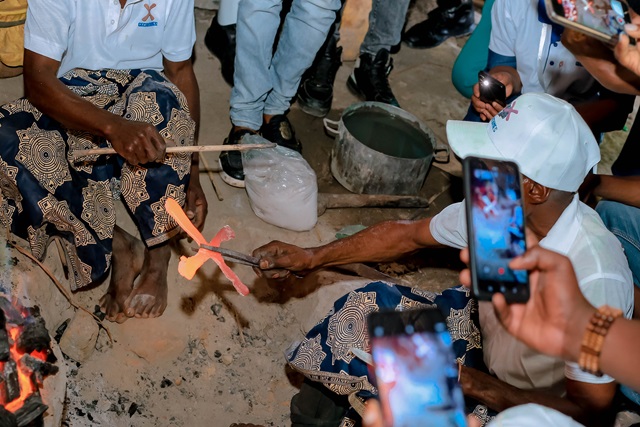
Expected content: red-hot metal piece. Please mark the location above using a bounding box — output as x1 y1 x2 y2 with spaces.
165 198 250 296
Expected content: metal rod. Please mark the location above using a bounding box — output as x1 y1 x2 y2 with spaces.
71 143 276 161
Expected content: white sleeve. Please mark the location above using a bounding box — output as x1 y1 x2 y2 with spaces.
429 202 468 249
161 0 196 62
564 276 632 384
488 0 518 57
23 0 72 61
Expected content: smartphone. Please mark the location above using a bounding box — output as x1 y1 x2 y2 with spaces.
545 0 631 44
478 71 507 107
368 308 467 427
463 156 529 303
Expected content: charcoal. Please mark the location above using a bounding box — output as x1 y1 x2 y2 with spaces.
16 317 49 354
14 393 47 427
4 360 20 403
53 320 69 344
0 373 7 406
0 328 10 362
19 355 58 387
0 299 22 326
0 405 18 427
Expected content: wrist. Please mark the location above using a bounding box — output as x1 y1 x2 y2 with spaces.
564 303 597 363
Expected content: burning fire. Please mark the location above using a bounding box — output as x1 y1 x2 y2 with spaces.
4 327 46 413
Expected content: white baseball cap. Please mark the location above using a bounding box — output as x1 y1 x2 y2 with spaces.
446 93 600 192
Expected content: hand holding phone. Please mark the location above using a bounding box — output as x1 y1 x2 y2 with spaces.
368 308 467 427
463 156 530 303
545 0 632 45
478 71 507 107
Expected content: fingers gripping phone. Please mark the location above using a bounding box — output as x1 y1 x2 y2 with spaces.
478 71 507 107
463 156 530 303
545 0 632 44
368 308 467 427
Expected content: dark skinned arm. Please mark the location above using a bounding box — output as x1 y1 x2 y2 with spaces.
253 217 446 278
23 49 166 165
460 366 616 427
162 57 207 231
593 175 640 208
562 29 640 95
471 66 523 121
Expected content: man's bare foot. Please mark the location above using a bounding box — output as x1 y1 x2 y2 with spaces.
123 242 171 319
100 227 145 323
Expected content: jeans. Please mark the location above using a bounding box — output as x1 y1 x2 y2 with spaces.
359 0 411 55
596 201 640 288
230 0 341 130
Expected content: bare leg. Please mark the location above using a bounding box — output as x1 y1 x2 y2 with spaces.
123 239 171 319
100 226 145 323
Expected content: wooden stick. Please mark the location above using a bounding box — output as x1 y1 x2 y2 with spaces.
199 154 223 201
71 143 276 161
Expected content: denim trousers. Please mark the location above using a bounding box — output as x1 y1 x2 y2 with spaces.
359 0 411 55
596 201 640 288
230 0 341 130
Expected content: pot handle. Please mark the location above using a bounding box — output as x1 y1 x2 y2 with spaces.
323 118 340 137
433 144 450 164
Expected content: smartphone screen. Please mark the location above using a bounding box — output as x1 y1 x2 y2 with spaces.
478 71 506 107
368 309 467 427
547 0 630 42
463 157 529 303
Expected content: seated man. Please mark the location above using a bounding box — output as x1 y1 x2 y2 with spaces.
0 0 206 322
467 0 632 138
253 93 634 426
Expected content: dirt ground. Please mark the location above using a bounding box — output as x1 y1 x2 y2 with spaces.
0 5 630 427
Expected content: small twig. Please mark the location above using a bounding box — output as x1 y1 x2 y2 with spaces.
199 154 223 202
7 241 113 343
71 143 276 161
234 312 246 345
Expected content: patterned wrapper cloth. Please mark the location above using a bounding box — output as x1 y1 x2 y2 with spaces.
0 68 195 290
287 281 497 426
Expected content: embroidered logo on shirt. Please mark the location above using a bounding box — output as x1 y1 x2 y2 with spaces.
139 3 157 27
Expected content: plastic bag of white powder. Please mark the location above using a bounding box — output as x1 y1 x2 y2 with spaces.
242 135 318 231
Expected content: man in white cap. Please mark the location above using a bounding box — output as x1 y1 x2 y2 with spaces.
252 93 634 425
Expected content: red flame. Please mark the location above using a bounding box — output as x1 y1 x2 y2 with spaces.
4 327 46 413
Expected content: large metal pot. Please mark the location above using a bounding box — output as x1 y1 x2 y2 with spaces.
324 102 449 195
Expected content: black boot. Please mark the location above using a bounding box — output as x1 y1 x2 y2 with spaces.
297 34 343 118
403 0 476 49
204 13 236 86
347 49 400 107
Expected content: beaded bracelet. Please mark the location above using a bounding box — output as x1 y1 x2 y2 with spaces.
579 305 622 376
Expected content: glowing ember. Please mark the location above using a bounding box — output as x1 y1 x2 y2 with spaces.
4 328 44 413
165 198 251 296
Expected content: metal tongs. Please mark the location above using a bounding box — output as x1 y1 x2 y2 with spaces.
198 244 260 268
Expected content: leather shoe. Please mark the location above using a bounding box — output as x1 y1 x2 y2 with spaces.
204 13 236 86
403 1 476 49
347 49 399 107
219 127 256 188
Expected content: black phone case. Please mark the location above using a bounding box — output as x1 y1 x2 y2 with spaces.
478 71 507 107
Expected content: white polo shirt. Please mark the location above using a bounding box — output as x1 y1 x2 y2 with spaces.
24 0 196 77
489 0 595 100
430 196 634 393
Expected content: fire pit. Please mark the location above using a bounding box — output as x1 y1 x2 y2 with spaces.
0 296 59 426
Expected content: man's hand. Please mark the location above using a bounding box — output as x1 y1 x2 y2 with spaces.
615 24 640 76
252 241 314 280
460 245 594 362
106 118 169 165
471 68 519 121
185 163 207 231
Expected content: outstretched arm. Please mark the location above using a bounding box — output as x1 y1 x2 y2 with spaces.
460 366 616 427
253 217 445 279
23 50 166 165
